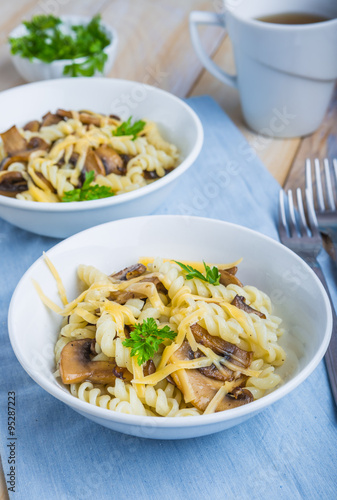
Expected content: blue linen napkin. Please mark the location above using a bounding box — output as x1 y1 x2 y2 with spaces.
0 96 336 500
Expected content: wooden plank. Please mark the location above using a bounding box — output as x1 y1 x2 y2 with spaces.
283 85 337 258
189 35 302 185
100 0 225 97
284 84 337 191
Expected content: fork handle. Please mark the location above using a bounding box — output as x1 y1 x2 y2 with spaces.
310 262 337 406
325 229 337 260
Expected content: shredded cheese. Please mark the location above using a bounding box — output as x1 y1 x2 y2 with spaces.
43 252 68 305
138 257 243 272
203 386 228 414
33 279 63 313
132 357 212 385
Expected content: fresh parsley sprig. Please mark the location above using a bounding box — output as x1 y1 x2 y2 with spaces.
63 52 108 77
112 117 146 140
174 261 221 286
61 170 114 202
9 14 111 77
122 318 176 366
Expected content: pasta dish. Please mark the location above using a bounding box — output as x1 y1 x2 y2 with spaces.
35 257 286 417
0 110 179 202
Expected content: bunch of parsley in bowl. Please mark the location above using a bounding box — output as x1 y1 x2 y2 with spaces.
8 14 118 82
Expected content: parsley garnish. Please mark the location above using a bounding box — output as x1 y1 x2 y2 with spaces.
63 53 108 77
174 261 221 286
9 14 111 77
61 171 114 202
122 318 176 366
112 117 146 140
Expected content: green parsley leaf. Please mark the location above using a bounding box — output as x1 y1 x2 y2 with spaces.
112 116 146 140
174 260 221 286
122 318 176 366
9 14 111 77
61 170 114 202
63 53 108 77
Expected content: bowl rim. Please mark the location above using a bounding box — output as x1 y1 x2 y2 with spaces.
8 215 333 428
8 14 118 66
0 77 204 212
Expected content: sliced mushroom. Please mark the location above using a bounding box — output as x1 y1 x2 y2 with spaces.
225 266 238 275
219 269 243 287
0 171 28 197
27 137 49 151
23 120 40 132
59 338 132 385
0 157 22 171
140 275 167 294
68 153 79 166
109 290 147 305
84 149 105 176
95 145 126 176
143 167 174 180
57 109 101 126
0 136 50 171
56 108 73 119
41 112 64 127
78 113 101 127
170 342 252 412
110 263 146 281
109 279 162 305
198 362 233 382
228 386 253 404
143 359 156 377
190 323 253 369
143 170 160 180
166 375 176 385
120 153 132 165
57 153 79 168
231 295 266 319
193 351 236 382
0 126 27 156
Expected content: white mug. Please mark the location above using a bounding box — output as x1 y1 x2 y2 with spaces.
190 0 337 137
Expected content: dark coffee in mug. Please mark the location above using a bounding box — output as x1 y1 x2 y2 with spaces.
257 12 332 24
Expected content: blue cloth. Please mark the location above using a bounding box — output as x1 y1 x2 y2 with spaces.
0 96 336 500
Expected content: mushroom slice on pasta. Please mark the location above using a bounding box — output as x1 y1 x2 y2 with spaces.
170 341 252 412
60 338 132 385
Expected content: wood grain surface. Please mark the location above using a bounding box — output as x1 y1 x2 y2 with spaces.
0 1 336 498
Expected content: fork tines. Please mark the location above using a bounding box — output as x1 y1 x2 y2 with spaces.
306 158 337 212
279 188 319 240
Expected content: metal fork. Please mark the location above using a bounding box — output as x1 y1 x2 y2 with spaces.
305 158 337 256
279 188 337 406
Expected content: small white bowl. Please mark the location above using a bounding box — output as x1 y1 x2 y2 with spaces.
9 15 118 82
0 78 203 237
8 215 332 439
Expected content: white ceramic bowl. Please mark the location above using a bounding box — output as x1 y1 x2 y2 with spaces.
0 78 203 238
8 215 332 439
9 16 118 82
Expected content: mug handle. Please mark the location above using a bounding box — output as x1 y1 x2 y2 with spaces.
189 11 238 88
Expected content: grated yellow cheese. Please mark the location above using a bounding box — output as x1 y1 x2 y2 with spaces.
203 386 228 414
139 257 243 273
43 252 68 306
32 279 63 313
132 357 212 385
